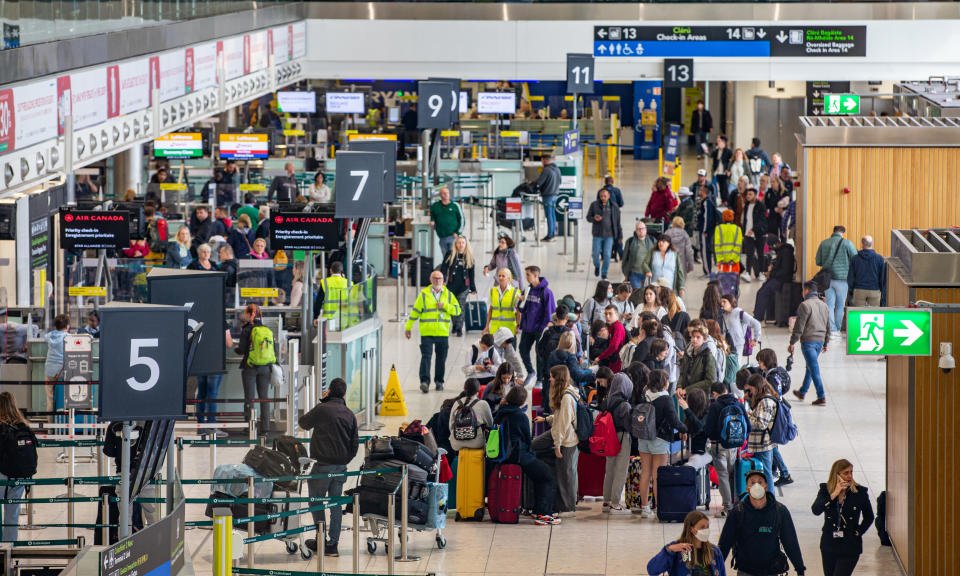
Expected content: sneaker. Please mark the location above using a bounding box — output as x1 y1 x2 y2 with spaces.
524 372 537 387
774 475 795 487
639 506 654 519
740 273 752 283
541 236 555 243
792 390 806 402
435 382 444 391
324 542 339 557
419 382 429 394
305 538 317 552
608 505 631 515
594 266 600 277
812 397 827 406
714 509 727 519
534 514 561 526
455 329 463 337
558 510 576 518
602 502 611 513
758 273 767 282
698 273 710 279
602 276 608 281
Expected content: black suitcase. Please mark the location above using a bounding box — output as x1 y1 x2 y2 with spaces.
361 458 429 492
388 436 435 471
348 485 430 525
774 281 803 327
406 255 435 287
243 446 298 492
204 491 280 534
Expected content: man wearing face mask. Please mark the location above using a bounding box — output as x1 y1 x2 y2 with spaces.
406 270 462 393
718 470 806 576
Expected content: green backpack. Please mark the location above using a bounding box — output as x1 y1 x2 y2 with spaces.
248 325 277 366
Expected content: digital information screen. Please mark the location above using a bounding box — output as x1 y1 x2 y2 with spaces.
154 133 203 158
277 91 317 113
219 133 269 160
270 213 339 250
477 92 516 114
326 92 365 114
60 210 130 250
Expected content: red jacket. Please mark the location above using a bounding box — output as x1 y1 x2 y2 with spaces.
596 321 626 373
645 188 679 221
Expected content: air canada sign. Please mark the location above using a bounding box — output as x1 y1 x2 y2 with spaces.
60 209 130 250
270 212 339 251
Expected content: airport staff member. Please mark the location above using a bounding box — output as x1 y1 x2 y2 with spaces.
406 270 461 394
485 268 522 336
269 162 299 203
313 261 349 325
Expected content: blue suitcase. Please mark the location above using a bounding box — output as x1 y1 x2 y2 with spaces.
735 456 763 499
656 464 698 522
424 482 448 530
465 298 487 332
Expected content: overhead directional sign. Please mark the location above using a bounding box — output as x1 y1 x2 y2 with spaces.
335 151 385 218
566 53 595 94
846 308 932 356
593 25 866 58
563 130 580 155
824 93 861 115
806 81 851 116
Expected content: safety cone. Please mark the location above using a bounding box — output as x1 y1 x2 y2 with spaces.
380 364 407 416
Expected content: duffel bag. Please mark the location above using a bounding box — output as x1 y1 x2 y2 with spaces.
242 446 298 492
390 436 435 471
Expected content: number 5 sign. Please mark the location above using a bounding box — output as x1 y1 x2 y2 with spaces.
335 151 385 218
98 303 189 420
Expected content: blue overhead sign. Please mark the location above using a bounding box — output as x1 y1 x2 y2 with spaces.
563 130 580 155
595 41 769 58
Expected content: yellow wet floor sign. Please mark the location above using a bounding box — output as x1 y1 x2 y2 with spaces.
380 364 407 416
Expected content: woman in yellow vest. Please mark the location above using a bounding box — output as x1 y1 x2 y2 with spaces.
713 209 744 274
485 268 521 335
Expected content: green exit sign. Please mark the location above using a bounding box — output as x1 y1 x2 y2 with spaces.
846 308 932 356
825 94 860 115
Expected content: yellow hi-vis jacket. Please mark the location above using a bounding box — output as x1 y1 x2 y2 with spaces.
320 275 348 319
488 285 520 334
405 286 462 337
713 223 743 266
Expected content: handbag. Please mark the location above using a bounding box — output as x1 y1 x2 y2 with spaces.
811 237 844 294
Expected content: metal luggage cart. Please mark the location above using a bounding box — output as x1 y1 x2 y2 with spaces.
274 456 317 560
362 449 447 554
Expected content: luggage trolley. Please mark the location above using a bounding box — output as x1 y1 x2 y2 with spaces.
361 448 448 554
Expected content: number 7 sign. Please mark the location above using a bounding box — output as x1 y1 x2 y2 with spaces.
335 151 385 218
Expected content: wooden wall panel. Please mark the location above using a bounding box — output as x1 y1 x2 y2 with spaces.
885 267 912 574
799 147 960 278
912 287 960 576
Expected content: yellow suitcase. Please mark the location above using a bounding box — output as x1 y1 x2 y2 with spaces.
454 447 485 521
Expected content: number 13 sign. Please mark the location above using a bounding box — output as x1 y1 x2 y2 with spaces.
98 303 189 421
335 151 385 219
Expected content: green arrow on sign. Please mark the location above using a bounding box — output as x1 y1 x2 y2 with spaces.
824 94 860 115
846 308 932 356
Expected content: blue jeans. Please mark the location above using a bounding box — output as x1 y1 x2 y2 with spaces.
197 374 224 423
592 236 614 278
771 446 790 478
824 279 849 332
799 340 825 399
438 235 456 259
307 463 348 545
543 195 558 238
1 473 24 542
628 273 648 292
752 449 776 495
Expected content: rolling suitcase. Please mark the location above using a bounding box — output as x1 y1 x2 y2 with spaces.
656 464 698 522
447 454 458 511
774 282 802 327
487 463 523 524
716 271 740 298
625 456 645 509
522 473 537 514
734 455 764 499
576 450 606 499
696 465 711 509
455 447 485 521
531 406 547 437
464 296 488 333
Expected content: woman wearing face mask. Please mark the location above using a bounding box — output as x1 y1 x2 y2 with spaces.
647 510 726 576
812 459 875 576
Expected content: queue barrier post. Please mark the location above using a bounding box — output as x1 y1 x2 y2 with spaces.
316 521 325 573
246 477 255 569
352 492 361 574
213 507 233 576
101 493 111 545
67 477 75 541
387 492 396 575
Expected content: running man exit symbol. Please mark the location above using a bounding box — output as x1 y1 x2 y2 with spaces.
857 314 883 352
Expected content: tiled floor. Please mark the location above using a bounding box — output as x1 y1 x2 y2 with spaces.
22 152 902 575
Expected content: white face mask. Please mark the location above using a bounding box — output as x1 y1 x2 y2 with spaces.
749 483 766 500
694 529 711 543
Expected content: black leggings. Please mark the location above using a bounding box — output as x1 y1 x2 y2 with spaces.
821 549 860 576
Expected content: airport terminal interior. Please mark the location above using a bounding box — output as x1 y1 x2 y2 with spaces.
2 2 960 576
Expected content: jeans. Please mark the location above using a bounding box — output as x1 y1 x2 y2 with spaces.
592 236 614 278
307 463 348 545
752 449 776 495
824 279 849 332
771 446 790 478
628 272 648 292
543 195 558 238
1 474 24 542
753 278 782 323
438 235 456 259
694 131 708 155
699 231 714 275
799 340 826 399
196 374 224 423
519 331 538 376
242 365 272 432
452 290 470 334
712 444 738 510
419 336 449 385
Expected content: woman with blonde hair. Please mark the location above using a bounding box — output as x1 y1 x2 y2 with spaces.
288 260 306 307
647 510 726 575
440 236 477 337
533 365 580 518
229 214 256 259
812 459 875 576
0 391 36 542
165 226 193 268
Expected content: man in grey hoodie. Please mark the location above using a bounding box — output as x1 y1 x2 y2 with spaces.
788 281 831 406
600 373 634 514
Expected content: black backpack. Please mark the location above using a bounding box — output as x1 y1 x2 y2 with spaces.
453 398 481 441
0 422 38 479
567 391 595 443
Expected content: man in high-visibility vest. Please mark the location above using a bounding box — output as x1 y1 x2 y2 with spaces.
713 209 744 274
485 268 521 335
313 261 348 325
405 270 462 394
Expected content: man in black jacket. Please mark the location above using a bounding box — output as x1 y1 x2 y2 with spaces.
741 187 768 282
753 241 795 324
719 470 806 576
691 100 712 159
300 378 359 557
268 162 299 203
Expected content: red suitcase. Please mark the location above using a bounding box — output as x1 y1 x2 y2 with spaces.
532 386 543 408
487 463 523 524
576 450 606 499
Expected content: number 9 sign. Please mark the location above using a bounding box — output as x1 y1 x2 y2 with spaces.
417 81 452 130
98 303 189 421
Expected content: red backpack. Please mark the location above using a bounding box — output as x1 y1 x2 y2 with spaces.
588 411 621 457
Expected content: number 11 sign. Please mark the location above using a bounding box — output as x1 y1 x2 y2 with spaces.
566 54 595 94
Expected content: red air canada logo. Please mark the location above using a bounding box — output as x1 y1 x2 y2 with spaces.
64 213 74 222
284 216 333 224
69 214 124 222
275 216 284 224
